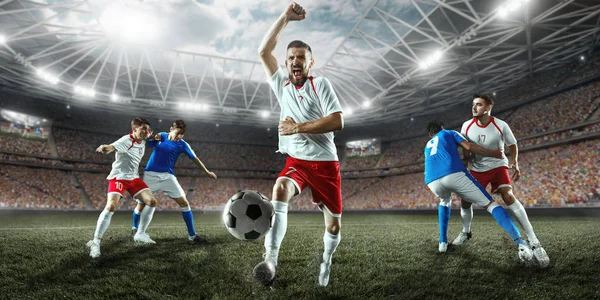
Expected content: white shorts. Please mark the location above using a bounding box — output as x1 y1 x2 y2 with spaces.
142 171 186 199
427 171 492 207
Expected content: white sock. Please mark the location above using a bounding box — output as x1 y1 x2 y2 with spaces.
507 200 538 242
138 206 156 234
460 206 473 233
264 200 288 264
93 209 114 245
323 231 341 264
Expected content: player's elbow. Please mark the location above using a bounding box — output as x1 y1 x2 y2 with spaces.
333 113 344 131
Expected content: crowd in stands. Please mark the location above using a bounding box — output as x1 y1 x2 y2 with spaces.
343 155 380 170
0 135 52 156
0 165 84 209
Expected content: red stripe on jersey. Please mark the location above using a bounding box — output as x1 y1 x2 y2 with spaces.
284 81 291 87
309 76 318 97
127 134 141 150
490 117 503 135
465 118 477 137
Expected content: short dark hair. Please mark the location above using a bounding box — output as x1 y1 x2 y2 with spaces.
427 121 444 135
131 117 150 128
172 119 187 135
287 40 312 54
473 93 494 106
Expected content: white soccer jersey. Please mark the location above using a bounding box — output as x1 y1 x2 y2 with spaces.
106 134 146 180
461 117 517 172
267 67 343 161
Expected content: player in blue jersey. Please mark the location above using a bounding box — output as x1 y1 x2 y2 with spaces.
132 120 217 243
424 121 533 262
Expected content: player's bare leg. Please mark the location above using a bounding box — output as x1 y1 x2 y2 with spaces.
498 187 549 267
87 193 121 258
319 208 341 287
453 199 473 245
133 190 158 244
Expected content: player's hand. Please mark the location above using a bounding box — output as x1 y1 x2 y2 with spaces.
510 163 521 181
491 148 503 159
279 116 299 135
153 133 161 141
146 130 153 139
207 171 217 179
285 2 306 21
96 145 110 154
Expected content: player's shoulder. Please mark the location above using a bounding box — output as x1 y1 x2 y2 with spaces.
491 116 509 127
462 118 475 127
312 75 331 87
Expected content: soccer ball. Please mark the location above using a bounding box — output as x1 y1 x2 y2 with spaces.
223 190 274 240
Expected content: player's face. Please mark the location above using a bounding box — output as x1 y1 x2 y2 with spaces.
170 127 184 142
132 124 150 141
286 47 314 85
472 98 491 117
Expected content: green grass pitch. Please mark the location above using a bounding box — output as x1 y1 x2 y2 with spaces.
0 212 598 299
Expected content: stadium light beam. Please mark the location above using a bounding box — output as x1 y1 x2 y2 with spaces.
110 94 119 101
260 111 270 119
345 108 353 116
74 86 96 97
580 56 585 61
419 50 443 69
362 101 371 108
35 69 59 85
0 35 5 44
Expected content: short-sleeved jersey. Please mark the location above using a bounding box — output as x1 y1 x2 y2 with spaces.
267 68 343 161
106 134 146 180
461 117 517 172
145 132 196 176
424 130 467 184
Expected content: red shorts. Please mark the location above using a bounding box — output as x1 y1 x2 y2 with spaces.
278 157 342 217
107 178 149 197
469 167 512 194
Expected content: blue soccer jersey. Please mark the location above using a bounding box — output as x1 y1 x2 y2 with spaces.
146 132 196 176
424 130 467 184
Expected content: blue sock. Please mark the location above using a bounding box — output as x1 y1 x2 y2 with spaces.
181 206 196 237
438 205 451 243
490 205 525 245
132 209 141 230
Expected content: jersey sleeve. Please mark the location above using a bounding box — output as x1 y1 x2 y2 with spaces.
460 121 468 136
267 67 287 101
317 77 343 116
110 135 132 153
147 132 167 148
182 141 197 159
502 122 517 146
450 130 467 144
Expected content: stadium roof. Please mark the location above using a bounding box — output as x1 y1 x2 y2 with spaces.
0 0 598 126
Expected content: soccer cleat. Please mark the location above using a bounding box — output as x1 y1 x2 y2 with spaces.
133 232 156 244
253 261 276 286
452 231 472 245
130 228 137 238
530 241 550 268
86 240 100 258
318 260 331 287
438 242 448 253
189 234 208 244
518 243 534 263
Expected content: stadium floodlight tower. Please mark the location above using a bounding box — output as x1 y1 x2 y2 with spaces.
98 2 159 44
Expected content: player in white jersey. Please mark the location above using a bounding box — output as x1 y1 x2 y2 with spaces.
255 2 344 287
454 94 549 267
86 117 159 258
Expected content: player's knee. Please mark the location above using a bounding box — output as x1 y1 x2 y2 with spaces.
440 198 452 207
148 197 158 207
273 180 294 201
326 223 340 235
461 199 472 208
105 202 117 212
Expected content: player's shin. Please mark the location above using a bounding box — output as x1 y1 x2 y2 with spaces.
263 200 288 265
181 205 196 237
138 205 156 234
438 203 451 244
132 207 141 230
507 200 538 243
94 209 114 245
487 202 525 245
322 231 340 264
460 205 473 233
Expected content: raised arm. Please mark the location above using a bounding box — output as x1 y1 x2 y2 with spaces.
96 144 116 154
192 157 217 179
258 2 306 77
279 113 343 135
459 141 503 159
507 144 520 181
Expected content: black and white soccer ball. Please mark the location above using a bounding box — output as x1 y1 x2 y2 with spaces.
223 190 274 240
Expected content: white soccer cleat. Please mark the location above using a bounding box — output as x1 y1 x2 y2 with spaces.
452 231 472 245
133 232 156 244
439 242 448 253
518 243 534 263
318 261 331 287
87 240 100 258
530 241 550 268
